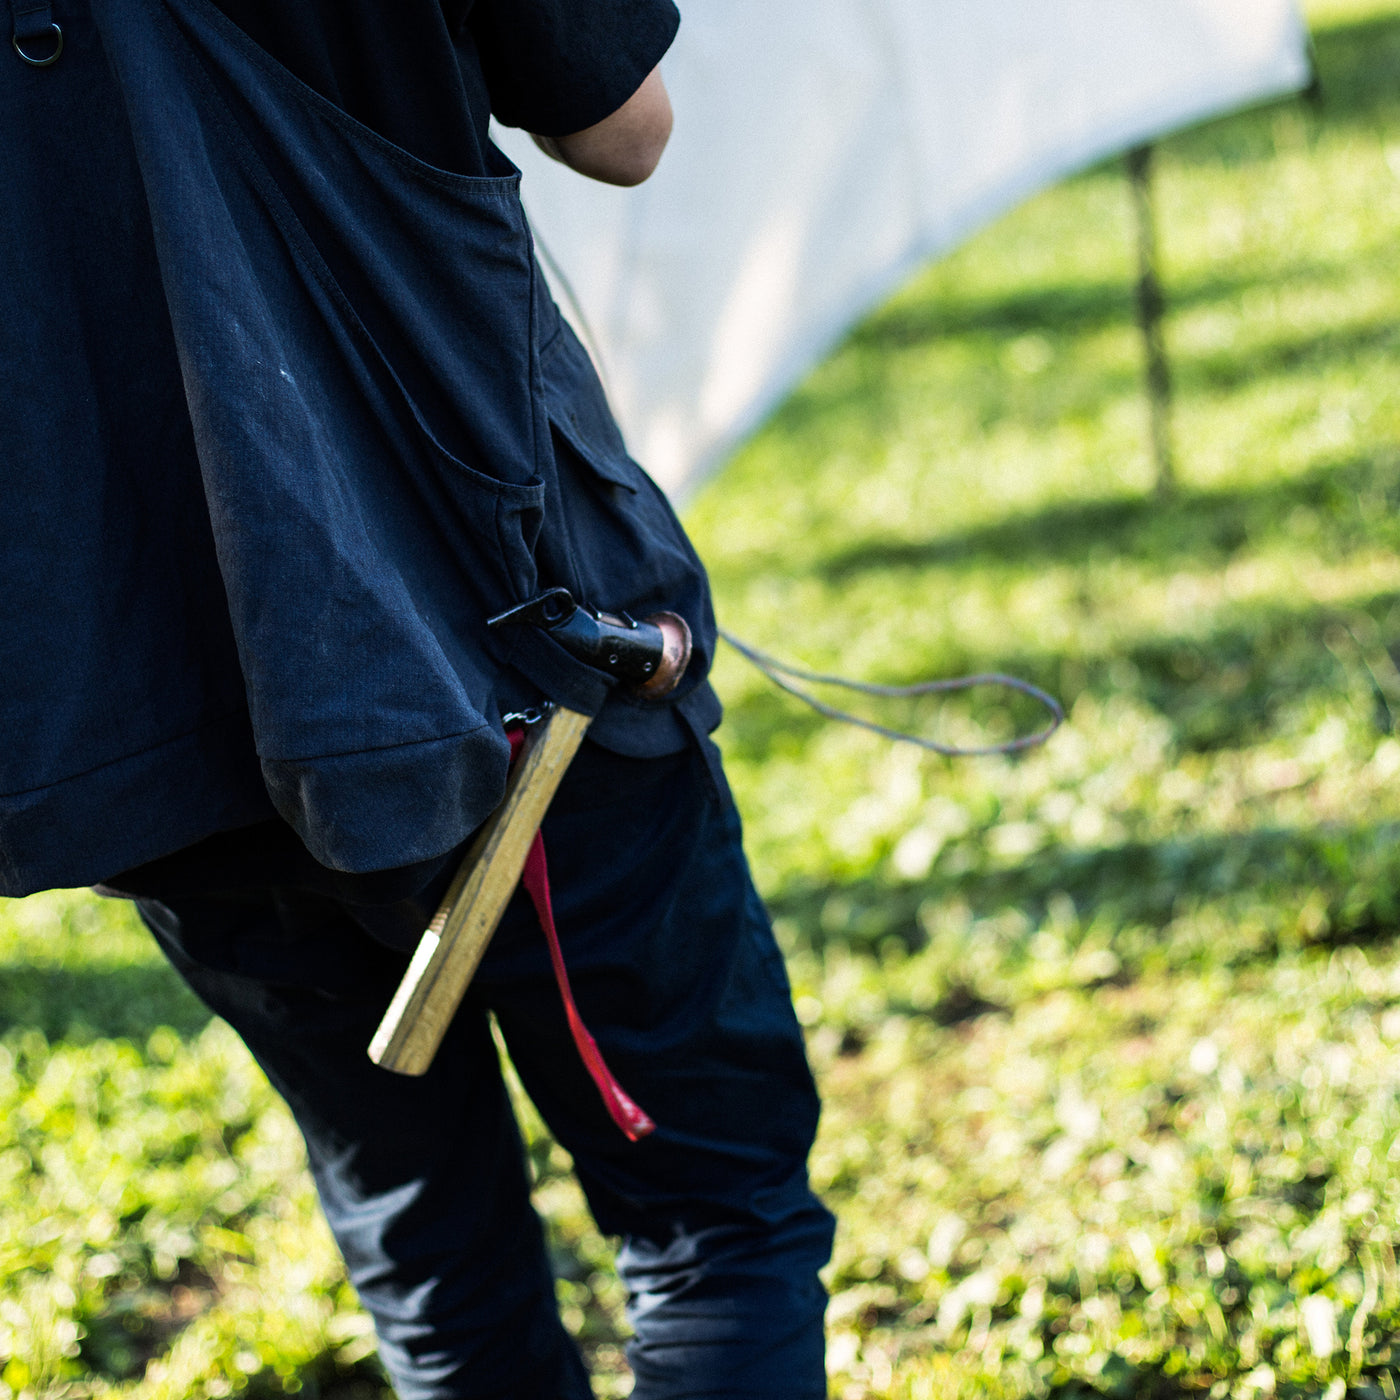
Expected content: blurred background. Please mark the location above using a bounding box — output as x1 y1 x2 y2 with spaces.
6 0 1400 1396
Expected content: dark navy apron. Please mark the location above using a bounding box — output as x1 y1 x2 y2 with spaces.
0 0 716 889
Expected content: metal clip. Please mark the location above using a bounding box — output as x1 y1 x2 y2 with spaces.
11 0 62 66
489 588 692 698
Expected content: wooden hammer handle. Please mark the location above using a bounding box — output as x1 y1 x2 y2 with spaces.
368 705 593 1075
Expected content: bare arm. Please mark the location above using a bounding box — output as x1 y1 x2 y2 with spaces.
530 65 672 187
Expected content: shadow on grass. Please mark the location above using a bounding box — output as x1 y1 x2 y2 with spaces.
0 960 211 1042
845 253 1392 369
770 818 1400 982
721 565 1400 765
1185 314 1400 393
775 268 1397 455
819 453 1400 580
849 257 1329 352
851 274 1135 350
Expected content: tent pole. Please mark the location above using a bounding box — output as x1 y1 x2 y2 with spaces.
1126 143 1175 497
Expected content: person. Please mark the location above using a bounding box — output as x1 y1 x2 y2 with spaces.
0 1 834 1397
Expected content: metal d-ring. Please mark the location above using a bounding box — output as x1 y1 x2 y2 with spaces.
13 21 62 66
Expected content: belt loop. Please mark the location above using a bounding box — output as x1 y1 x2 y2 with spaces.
11 0 63 67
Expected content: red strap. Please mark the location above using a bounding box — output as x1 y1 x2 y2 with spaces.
508 728 655 1142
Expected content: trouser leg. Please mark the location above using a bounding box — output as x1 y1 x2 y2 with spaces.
135 891 591 1400
481 741 834 1400
133 733 833 1400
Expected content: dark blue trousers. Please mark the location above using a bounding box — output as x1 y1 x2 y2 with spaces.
133 741 833 1399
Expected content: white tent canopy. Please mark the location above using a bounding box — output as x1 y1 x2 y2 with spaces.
494 0 1310 499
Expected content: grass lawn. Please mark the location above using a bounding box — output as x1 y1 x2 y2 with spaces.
7 1 1400 1395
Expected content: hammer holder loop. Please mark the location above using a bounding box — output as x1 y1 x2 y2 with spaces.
489 587 681 692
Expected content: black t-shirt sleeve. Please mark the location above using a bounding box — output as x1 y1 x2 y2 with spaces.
469 0 680 136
